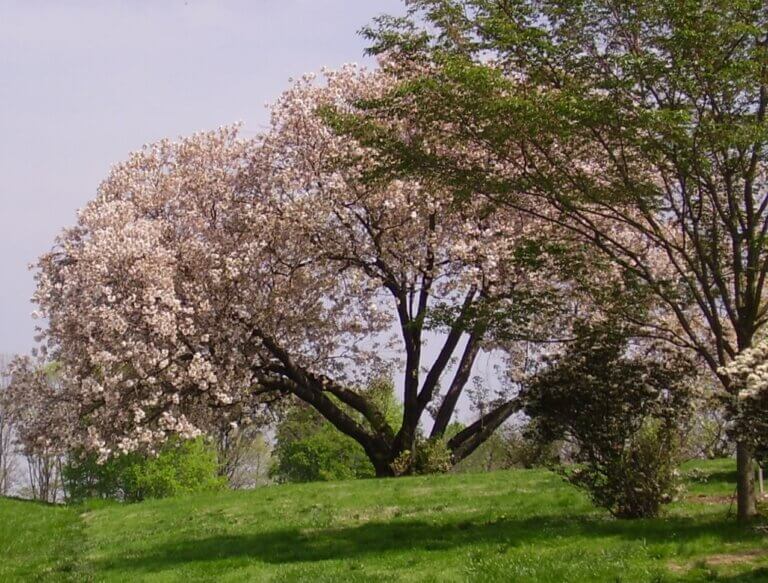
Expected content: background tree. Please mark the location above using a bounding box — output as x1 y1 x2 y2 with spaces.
63 437 225 503
214 424 272 489
25 454 63 504
355 0 768 521
3 357 69 502
454 423 562 473
0 355 18 496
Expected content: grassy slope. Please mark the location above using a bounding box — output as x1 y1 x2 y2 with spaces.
1 459 767 582
0 497 82 580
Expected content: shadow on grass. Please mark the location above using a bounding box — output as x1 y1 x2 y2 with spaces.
90 513 766 575
691 567 768 582
700 470 739 484
0 495 61 507
722 569 768 582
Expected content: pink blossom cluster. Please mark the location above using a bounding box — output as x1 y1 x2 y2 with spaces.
15 65 570 459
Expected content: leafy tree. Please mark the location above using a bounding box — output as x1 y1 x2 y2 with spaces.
2 358 67 502
63 437 225 503
524 322 693 518
215 424 272 489
452 430 511 473
680 388 734 461
271 401 375 482
0 355 18 496
271 379 401 482
454 424 562 473
354 0 768 521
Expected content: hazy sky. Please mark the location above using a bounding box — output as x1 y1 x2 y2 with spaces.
0 0 404 355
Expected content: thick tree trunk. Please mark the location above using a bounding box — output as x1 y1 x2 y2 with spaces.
735 329 758 523
371 456 395 477
736 441 757 522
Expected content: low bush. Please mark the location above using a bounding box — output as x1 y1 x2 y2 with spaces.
524 322 692 518
392 437 453 476
565 419 682 519
63 437 225 503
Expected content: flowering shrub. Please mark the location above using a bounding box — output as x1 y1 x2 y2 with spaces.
720 341 768 465
524 322 692 518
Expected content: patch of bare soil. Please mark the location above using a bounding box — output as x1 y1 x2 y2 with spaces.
686 493 732 505
666 561 687 574
703 548 768 567
668 548 768 574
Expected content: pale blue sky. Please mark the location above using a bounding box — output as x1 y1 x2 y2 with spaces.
0 0 404 355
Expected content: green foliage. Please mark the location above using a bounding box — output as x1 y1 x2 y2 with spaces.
270 411 376 482
392 437 453 476
2 460 767 581
453 429 510 473
525 322 692 518
271 379 400 483
504 423 563 469
120 439 225 501
63 452 129 503
566 419 683 520
454 424 563 474
63 438 225 503
358 0 768 521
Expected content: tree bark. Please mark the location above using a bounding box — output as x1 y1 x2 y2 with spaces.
448 398 521 462
366 445 397 477
736 441 757 523
431 335 481 439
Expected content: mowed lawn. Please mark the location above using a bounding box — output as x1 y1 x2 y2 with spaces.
1 460 767 582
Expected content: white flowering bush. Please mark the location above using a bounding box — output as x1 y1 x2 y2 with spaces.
524 322 692 518
720 341 768 464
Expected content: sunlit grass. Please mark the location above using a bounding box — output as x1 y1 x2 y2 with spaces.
1 459 766 581
0 497 82 580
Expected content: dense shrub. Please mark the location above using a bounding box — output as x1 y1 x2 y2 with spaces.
63 438 225 503
565 420 682 519
270 419 376 482
392 437 453 476
524 322 692 518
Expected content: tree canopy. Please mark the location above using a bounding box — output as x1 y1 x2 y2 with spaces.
12 65 586 477
346 0 768 521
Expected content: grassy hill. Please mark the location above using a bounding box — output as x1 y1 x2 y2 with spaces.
1 459 766 582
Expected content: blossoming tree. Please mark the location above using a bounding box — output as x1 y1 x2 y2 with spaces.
25 66 573 476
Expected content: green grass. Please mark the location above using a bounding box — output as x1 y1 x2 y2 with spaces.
1 459 766 581
0 497 83 580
